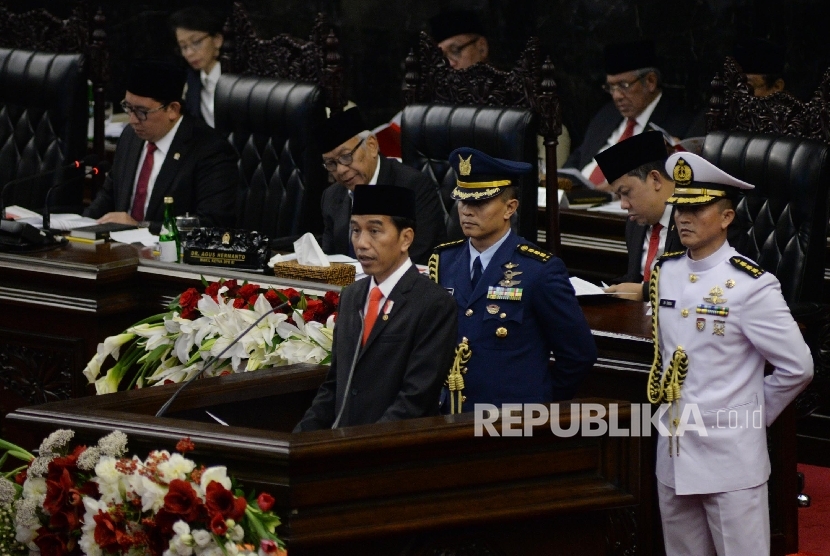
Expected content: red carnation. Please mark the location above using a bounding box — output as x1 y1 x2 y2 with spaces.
205 481 247 521
223 279 240 298
238 283 260 300
205 281 221 300
257 492 275 512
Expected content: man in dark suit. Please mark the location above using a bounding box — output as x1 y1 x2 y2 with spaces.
430 148 596 411
319 107 447 265
84 59 237 234
564 40 693 188
295 185 457 431
594 132 679 301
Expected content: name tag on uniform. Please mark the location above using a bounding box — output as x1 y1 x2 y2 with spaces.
487 286 522 300
659 299 676 308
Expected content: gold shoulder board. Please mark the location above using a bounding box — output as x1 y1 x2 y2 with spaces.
516 244 553 263
729 256 765 278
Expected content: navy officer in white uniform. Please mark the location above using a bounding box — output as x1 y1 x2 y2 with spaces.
648 151 813 556
429 147 596 412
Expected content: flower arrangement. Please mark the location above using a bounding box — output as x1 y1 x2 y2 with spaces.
0 430 286 556
83 279 339 394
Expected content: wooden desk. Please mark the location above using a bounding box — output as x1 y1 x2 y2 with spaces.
0 246 800 554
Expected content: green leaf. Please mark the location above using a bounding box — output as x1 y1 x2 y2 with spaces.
201 275 209 287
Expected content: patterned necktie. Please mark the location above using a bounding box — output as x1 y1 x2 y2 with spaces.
471 256 483 288
130 142 157 222
362 287 383 345
588 118 638 185
643 223 663 282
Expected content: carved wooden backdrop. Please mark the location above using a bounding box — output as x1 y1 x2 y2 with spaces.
221 1 345 113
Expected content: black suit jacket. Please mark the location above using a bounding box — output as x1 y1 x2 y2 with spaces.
320 155 447 265
183 68 205 124
565 95 694 171
84 114 238 233
294 264 457 431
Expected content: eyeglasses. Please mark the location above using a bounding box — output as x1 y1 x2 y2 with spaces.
322 138 365 172
602 72 648 94
442 36 479 61
178 34 210 54
120 100 169 122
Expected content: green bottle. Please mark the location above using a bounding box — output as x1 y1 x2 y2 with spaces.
158 196 181 263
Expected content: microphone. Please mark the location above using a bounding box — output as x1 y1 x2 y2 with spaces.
331 311 365 429
1 154 100 220
42 159 110 230
155 295 301 418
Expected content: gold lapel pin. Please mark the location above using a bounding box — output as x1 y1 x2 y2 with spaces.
173 152 181 160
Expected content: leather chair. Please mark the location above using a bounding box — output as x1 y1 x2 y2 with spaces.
214 74 329 245
401 104 539 242
702 131 830 305
0 48 87 213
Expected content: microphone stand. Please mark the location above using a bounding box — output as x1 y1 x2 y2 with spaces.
42 160 109 230
155 295 300 418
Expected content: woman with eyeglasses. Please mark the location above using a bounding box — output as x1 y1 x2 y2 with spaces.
169 7 225 128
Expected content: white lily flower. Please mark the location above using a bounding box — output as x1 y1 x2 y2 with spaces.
129 322 167 339
304 321 332 350
95 369 122 395
82 352 107 383
96 332 136 360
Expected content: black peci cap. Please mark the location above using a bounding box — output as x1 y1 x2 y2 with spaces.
604 40 657 75
428 10 486 43
352 184 417 221
127 59 186 103
594 132 668 185
318 107 368 154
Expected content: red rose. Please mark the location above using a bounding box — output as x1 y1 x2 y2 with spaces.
279 288 299 300
238 283 260 299
302 299 324 322
205 481 247 521
223 279 239 298
33 527 69 556
323 290 340 309
257 492 275 512
232 297 247 309
248 295 260 307
264 289 280 307
178 288 200 311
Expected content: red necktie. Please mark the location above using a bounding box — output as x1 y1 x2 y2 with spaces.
362 287 383 345
130 142 157 222
588 118 638 185
643 223 663 282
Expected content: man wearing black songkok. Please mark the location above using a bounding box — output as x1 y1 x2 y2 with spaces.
85 59 237 233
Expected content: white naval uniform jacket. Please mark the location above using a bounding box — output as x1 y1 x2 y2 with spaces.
653 241 813 495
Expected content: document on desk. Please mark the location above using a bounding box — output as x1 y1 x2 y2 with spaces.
537 187 569 209
570 276 607 296
586 200 628 215
16 213 98 230
110 228 157 246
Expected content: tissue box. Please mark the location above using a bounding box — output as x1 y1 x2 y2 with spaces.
182 229 270 270
272 260 355 286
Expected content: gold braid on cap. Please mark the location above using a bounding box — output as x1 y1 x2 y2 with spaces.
645 261 689 457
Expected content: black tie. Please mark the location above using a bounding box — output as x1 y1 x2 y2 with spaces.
471 256 482 288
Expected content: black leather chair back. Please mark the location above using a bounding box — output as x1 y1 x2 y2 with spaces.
702 131 830 304
401 104 539 242
0 48 87 213
214 74 328 241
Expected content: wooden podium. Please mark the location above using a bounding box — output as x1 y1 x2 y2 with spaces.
9 364 644 556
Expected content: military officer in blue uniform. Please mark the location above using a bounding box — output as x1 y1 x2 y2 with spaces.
429 147 597 412
649 152 813 555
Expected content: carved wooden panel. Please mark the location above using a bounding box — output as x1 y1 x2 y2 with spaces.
0 2 88 53
606 507 638 556
0 328 85 410
220 2 344 112
707 56 830 146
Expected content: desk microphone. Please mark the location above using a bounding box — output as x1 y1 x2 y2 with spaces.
1 154 100 220
155 295 301 418
42 160 110 230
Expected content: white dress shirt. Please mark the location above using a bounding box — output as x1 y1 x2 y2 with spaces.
640 204 674 275
363 258 413 317
130 115 184 214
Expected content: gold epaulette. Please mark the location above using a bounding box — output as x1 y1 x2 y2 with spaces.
660 250 686 261
730 256 765 278
516 243 552 263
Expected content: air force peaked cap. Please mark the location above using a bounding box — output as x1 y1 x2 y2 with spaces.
352 184 417 221
318 107 368 154
127 59 186 102
449 147 532 201
594 131 668 184
665 152 754 206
